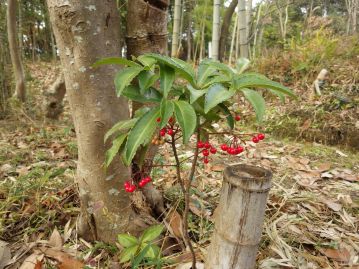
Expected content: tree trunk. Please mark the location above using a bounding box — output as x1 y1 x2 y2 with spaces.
252 2 262 59
212 0 221 60
126 0 168 57
126 0 168 216
219 0 238 62
229 10 238 66
186 0 193 61
7 0 26 102
206 164 272 269
238 0 248 58
246 0 252 58
46 0 150 243
171 0 182 57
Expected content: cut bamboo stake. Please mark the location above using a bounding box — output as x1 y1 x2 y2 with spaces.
206 164 272 269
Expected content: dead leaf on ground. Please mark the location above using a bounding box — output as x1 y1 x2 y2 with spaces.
19 253 44 269
319 246 351 263
48 228 63 248
165 210 183 239
38 247 84 269
0 241 11 269
316 163 331 172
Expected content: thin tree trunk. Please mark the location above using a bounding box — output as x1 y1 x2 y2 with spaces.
206 164 272 269
219 0 238 62
171 0 182 57
187 10 192 61
238 0 248 58
246 0 252 58
47 0 150 243
229 11 238 66
212 0 221 60
7 0 26 102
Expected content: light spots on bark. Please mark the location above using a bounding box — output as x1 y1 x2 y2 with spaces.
73 82 80 90
74 36 83 43
79 66 87 73
85 5 96 11
90 74 95 80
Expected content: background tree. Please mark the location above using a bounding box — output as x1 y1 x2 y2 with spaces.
7 0 26 102
171 0 182 57
238 0 248 58
212 0 221 60
219 0 238 61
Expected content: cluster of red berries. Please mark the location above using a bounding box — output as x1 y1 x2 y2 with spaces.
197 141 217 164
157 117 176 137
251 133 265 143
220 143 244 155
124 177 152 193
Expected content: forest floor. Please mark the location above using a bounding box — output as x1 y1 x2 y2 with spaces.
0 62 358 269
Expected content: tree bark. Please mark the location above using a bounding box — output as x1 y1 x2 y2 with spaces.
46 0 149 243
206 164 272 269
219 0 238 62
7 0 26 102
126 0 168 57
212 0 221 60
246 0 252 58
171 0 182 57
126 0 168 216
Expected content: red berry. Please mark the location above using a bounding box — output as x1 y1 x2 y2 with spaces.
226 147 232 154
221 144 228 151
129 185 136 192
197 141 204 148
237 146 244 154
203 158 209 164
210 147 217 154
160 129 166 136
144 177 151 183
139 180 146 187
167 129 174 136
124 181 130 188
202 149 209 156
252 136 259 143
231 148 237 155
257 133 265 140
204 141 211 149
156 117 161 122
235 115 241 121
168 117 174 123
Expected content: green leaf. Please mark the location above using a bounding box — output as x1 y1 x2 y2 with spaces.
197 61 217 87
235 58 250 74
143 54 196 86
114 66 144 97
160 64 175 97
137 55 157 67
201 59 234 78
233 73 295 98
140 225 163 243
268 89 285 102
145 245 160 258
124 107 160 166
241 88 266 122
138 71 159 94
134 107 151 118
117 234 138 248
173 101 197 143
201 75 231 89
93 57 141 68
119 245 139 263
186 84 207 104
204 84 235 113
160 99 174 129
132 244 152 269
122 85 162 103
105 118 137 142
105 133 127 167
218 103 234 129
